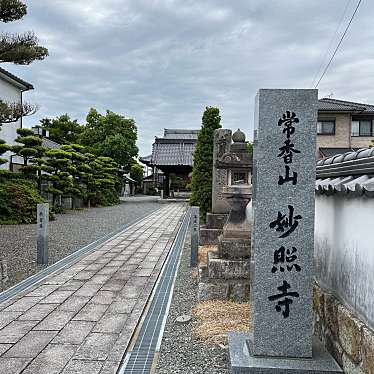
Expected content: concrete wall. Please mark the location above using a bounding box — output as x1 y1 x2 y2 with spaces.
0 78 22 170
315 194 374 373
314 194 374 330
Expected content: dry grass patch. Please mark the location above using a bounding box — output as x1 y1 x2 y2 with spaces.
198 245 218 266
192 300 251 346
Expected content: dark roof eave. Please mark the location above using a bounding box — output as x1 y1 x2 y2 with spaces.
318 109 374 114
0 67 34 90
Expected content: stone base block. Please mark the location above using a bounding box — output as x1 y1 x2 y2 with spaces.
200 227 222 245
206 213 228 229
219 237 251 260
208 252 250 280
198 280 249 302
229 332 343 374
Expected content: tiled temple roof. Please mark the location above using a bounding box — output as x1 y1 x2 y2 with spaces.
163 129 199 139
316 148 374 197
151 138 196 166
142 129 198 167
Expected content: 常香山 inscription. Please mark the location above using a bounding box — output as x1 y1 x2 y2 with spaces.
277 111 300 186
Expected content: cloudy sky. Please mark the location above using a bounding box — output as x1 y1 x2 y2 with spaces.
2 0 373 155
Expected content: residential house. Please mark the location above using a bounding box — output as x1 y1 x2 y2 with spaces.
317 98 374 159
0 67 34 169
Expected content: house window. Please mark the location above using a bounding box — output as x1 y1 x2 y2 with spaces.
317 119 335 135
351 117 372 137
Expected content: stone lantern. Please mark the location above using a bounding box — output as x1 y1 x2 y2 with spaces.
216 129 253 259
198 129 253 302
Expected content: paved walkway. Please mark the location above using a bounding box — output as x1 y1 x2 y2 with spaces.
0 203 186 374
0 195 161 291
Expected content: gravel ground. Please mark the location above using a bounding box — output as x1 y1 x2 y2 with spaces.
0 196 161 291
156 222 230 374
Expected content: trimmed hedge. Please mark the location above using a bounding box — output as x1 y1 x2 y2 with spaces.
0 179 45 224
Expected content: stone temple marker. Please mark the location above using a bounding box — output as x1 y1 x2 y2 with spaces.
229 89 342 373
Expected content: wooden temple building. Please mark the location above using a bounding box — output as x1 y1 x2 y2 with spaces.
140 129 198 197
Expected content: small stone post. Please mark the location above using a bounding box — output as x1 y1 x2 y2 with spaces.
37 203 49 265
190 206 199 267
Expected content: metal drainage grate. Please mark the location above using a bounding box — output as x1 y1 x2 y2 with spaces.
119 209 191 374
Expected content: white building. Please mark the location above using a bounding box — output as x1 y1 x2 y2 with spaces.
0 67 34 170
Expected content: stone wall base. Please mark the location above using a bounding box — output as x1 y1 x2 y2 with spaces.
313 284 374 374
199 227 222 245
198 251 250 302
198 279 249 302
199 213 227 245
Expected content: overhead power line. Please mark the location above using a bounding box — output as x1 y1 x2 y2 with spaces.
311 0 353 87
314 0 363 88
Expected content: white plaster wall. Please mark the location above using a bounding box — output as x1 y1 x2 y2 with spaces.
0 78 22 169
315 194 374 329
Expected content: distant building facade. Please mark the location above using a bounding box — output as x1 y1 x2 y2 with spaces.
317 98 374 159
0 67 34 170
140 129 198 197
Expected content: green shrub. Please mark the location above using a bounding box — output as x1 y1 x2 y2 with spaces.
89 187 120 207
0 179 45 224
146 186 157 196
50 205 65 215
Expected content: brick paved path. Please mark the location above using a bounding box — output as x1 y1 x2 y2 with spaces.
0 203 186 374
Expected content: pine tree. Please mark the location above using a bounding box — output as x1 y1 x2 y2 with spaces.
190 106 221 220
60 144 90 207
0 0 48 64
0 0 48 123
43 149 73 207
130 162 144 193
0 137 9 172
11 128 44 178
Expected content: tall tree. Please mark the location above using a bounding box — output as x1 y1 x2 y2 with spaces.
190 106 221 220
0 0 48 123
130 162 144 193
80 108 138 168
40 115 84 144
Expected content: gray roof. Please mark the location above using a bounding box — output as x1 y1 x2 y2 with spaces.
142 129 199 167
152 139 196 166
0 67 34 90
316 148 374 197
163 129 199 139
139 154 152 165
318 98 374 113
42 138 61 150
